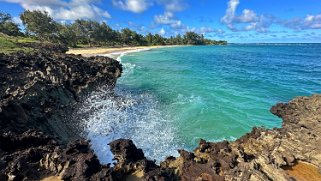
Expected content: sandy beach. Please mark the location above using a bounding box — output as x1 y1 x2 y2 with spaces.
67 45 175 58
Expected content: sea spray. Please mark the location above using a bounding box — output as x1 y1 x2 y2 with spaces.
78 48 183 164
78 85 182 164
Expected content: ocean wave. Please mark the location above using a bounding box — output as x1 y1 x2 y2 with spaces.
122 62 136 77
102 48 152 63
77 85 182 164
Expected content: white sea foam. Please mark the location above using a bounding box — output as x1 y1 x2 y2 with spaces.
77 86 181 164
77 51 182 164
101 48 152 62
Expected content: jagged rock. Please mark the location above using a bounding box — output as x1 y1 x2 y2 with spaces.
43 140 113 181
109 139 159 180
0 130 58 181
0 52 121 180
0 52 122 142
0 130 113 181
109 139 145 163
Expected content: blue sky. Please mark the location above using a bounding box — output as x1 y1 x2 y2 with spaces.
1 0 321 43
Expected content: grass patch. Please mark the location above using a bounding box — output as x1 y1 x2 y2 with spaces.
0 33 38 54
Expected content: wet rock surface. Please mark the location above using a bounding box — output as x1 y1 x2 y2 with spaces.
1 52 321 180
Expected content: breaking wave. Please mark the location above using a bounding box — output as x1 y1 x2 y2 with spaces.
77 51 183 164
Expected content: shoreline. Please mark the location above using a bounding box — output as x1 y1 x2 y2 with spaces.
67 45 180 58
69 46 321 180
1 51 321 180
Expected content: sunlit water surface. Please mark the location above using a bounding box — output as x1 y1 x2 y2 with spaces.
78 44 321 164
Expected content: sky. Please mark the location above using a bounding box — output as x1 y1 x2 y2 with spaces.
0 0 321 43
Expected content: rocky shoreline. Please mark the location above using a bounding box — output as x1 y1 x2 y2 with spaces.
0 52 320 180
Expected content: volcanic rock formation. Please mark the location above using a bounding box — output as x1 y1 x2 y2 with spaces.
0 52 122 180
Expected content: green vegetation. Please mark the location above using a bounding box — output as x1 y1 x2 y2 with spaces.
0 10 227 52
0 33 37 53
0 12 22 36
20 10 58 41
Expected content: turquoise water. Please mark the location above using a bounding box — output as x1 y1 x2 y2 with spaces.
83 44 321 163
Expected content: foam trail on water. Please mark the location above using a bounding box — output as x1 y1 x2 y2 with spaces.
101 48 152 62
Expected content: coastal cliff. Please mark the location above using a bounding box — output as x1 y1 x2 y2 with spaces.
0 52 122 180
0 52 320 180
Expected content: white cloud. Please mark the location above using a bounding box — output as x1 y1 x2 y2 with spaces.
111 0 186 13
1 0 111 21
221 0 271 32
221 0 239 29
221 0 321 32
303 14 321 29
244 15 271 32
157 0 186 12
198 27 213 34
154 11 183 29
112 0 149 13
159 27 165 35
151 0 187 32
281 14 321 30
180 26 224 36
238 9 258 23
111 0 188 34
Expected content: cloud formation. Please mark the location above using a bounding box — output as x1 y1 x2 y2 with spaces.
1 0 111 21
304 14 321 29
282 14 321 30
159 27 165 35
112 0 149 13
153 0 187 33
221 0 321 32
154 11 183 29
111 0 186 13
221 0 271 32
237 9 258 23
158 0 186 12
153 0 221 38
221 0 239 29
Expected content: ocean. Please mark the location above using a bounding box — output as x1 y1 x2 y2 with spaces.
80 44 321 164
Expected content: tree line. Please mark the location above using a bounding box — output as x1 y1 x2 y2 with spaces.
0 10 227 47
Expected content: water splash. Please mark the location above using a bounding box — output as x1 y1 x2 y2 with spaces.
77 85 182 164
75 48 184 164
